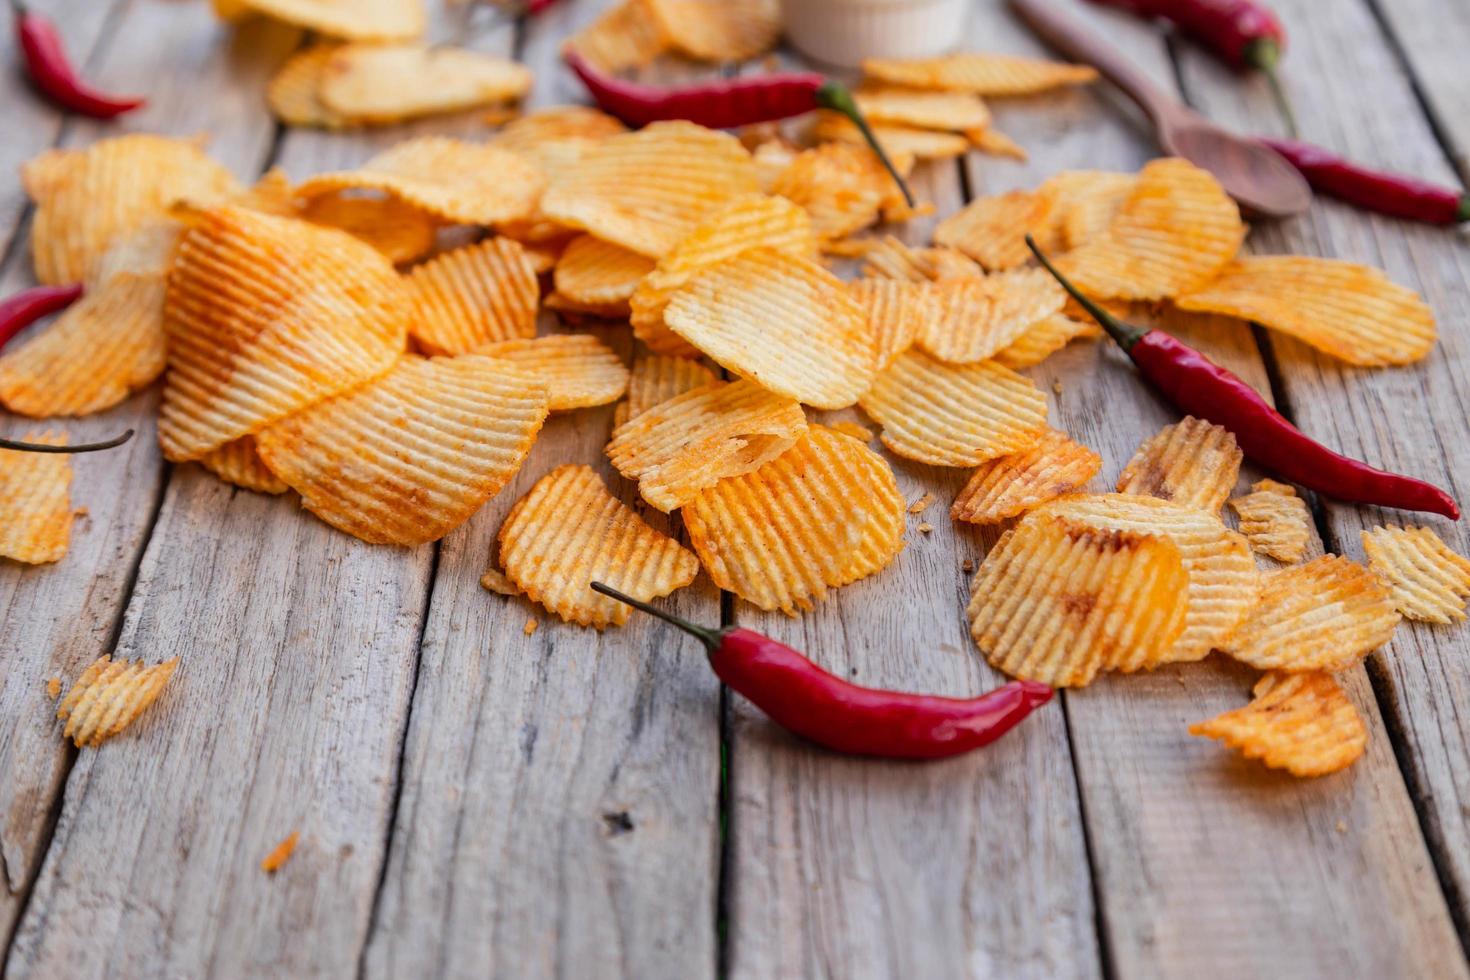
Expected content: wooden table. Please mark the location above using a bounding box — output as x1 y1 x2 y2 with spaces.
3 0 1469 975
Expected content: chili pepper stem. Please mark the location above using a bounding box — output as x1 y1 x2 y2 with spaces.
814 82 916 208
1243 38 1297 139
1024 234 1147 351
7 0 25 16
0 428 134 454
590 581 723 651
1458 196 1470 223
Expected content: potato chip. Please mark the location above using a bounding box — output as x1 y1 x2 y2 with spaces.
1056 158 1245 301
861 236 982 283
23 135 240 285
564 0 670 73
1174 256 1436 366
933 188 1056 271
1037 493 1259 666
848 279 936 370
664 248 874 409
613 354 719 427
404 237 538 356
198 437 289 495
826 420 875 443
1116 416 1242 514
82 219 183 285
854 87 991 132
160 205 408 461
296 137 544 226
967 126 1027 161
297 193 437 265
768 143 912 243
1229 479 1311 564
232 0 423 40
212 0 253 22
859 350 1047 466
951 428 1102 525
682 426 905 614
1220 555 1400 672
1190 671 1366 777
647 0 780 62
992 313 1101 369
554 235 656 309
605 378 806 512
1363 524 1470 624
967 511 1189 687
541 122 761 258
56 655 179 748
318 44 532 124
917 269 1067 364
519 237 570 275
491 106 627 153
266 44 348 129
543 291 630 319
499 465 700 627
811 114 970 160
477 335 628 411
1049 170 1135 250
862 52 1098 95
479 566 520 596
256 355 548 545
0 432 71 564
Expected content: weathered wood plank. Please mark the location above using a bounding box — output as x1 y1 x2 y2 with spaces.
1365 0 1470 177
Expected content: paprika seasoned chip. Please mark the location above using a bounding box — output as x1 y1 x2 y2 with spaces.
160 205 408 461
768 143 909 243
1220 555 1400 672
298 193 437 265
318 44 532 124
858 350 1047 467
266 44 347 129
256 355 549 545
968 126 1027 161
1363 524 1470 623
811 115 970 160
543 291 629 319
682 426 906 614
1229 479 1311 564
647 0 780 62
917 269 1066 364
861 236 982 283
665 248 875 409
564 0 670 73
0 432 71 564
57 655 179 748
198 437 289 495
1116 416 1242 514
933 188 1056 271
854 87 991 132
1047 170 1135 250
613 354 719 427
1190 671 1366 777
951 428 1101 525
605 378 807 512
1174 256 1437 366
861 52 1098 95
499 465 700 628
479 566 520 597
554 235 657 309
477 334 628 411
405 237 538 356
992 313 1101 370
233 0 423 40
967 511 1189 687
491 106 627 153
848 279 936 370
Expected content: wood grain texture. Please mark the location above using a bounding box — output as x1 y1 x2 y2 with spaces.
1366 0 1470 176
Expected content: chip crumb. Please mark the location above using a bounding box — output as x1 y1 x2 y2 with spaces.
961 558 974 573
1336 820 1347 834
908 492 936 514
261 831 299 873
73 507 89 519
524 617 539 636
917 522 934 534
46 677 61 700
1052 381 1063 395
480 567 520 596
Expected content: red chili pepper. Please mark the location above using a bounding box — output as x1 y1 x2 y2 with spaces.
0 428 134 454
526 0 558 13
1028 237 1458 519
0 282 82 351
1261 138 1469 225
9 0 144 119
563 48 915 207
590 582 1053 760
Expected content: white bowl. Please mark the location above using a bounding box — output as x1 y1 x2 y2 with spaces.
781 0 970 69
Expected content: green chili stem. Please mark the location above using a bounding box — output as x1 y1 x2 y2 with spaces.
1024 235 1147 351
590 581 723 651
815 82 916 208
0 428 135 454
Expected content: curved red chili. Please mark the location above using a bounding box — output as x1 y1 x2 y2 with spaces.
10 0 144 119
591 582 1053 760
0 282 82 351
562 48 915 207
0 428 135 454
1027 237 1458 519
1262 138 1469 225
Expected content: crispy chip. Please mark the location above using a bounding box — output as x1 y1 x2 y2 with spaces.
827 420 874 443
479 566 520 596
83 219 183 285
769 143 911 242
266 44 348 129
1174 256 1436 366
1220 555 1399 672
477 335 628 411
811 114 970 160
1229 479 1311 564
160 205 408 461
261 832 300 873
23 135 240 285
297 193 437 265
0 432 71 564
541 122 760 258
499 465 699 627
613 354 718 427
861 236 982 283
1056 158 1245 301
862 52 1098 95
256 355 548 545
647 0 780 61
933 188 1056 271
664 248 874 409
848 279 936 370
1363 524 1470 623
296 137 544 226
967 126 1027 160
858 350 1047 466
605 378 806 512
682 426 905 614
491 106 627 153
318 44 532 124
404 237 538 356
1190 671 1366 777
967 511 1189 687
917 269 1067 364
198 437 289 495
951 428 1101 524
543 291 630 319
233 0 423 40
1116 416 1242 514
854 87 991 132
554 235 656 308
992 313 1101 369
565 0 670 73
518 237 569 274
1048 170 1136 250
56 655 179 747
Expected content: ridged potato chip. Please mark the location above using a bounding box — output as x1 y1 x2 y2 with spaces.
83 219 183 285
0 431 71 564
682 426 905 614
541 122 760 258
318 44 532 124
564 0 670 72
1190 671 1366 777
1229 479 1311 564
232 0 423 40
296 137 544 226
543 291 629 319
554 235 656 308
951 428 1101 525
848 279 936 370
859 350 1047 466
933 188 1057 271
605 378 807 512
1047 170 1136 250
1174 256 1436 366
160 205 409 461
56 655 179 748
664 248 874 408
992 313 1100 370
855 87 991 132
477 334 628 411
862 236 982 283
499 464 700 627
1056 158 1245 300
967 511 1189 687
256 355 548 545
266 44 347 129
647 0 780 62
613 354 718 427
1116 416 1242 514
917 269 1066 364
491 106 627 153
198 437 289 495
862 52 1098 95
1363 524 1470 623
811 114 969 160
968 126 1027 160
297 193 437 265
23 134 240 285
404 237 538 356
768 143 910 242
1220 555 1399 672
